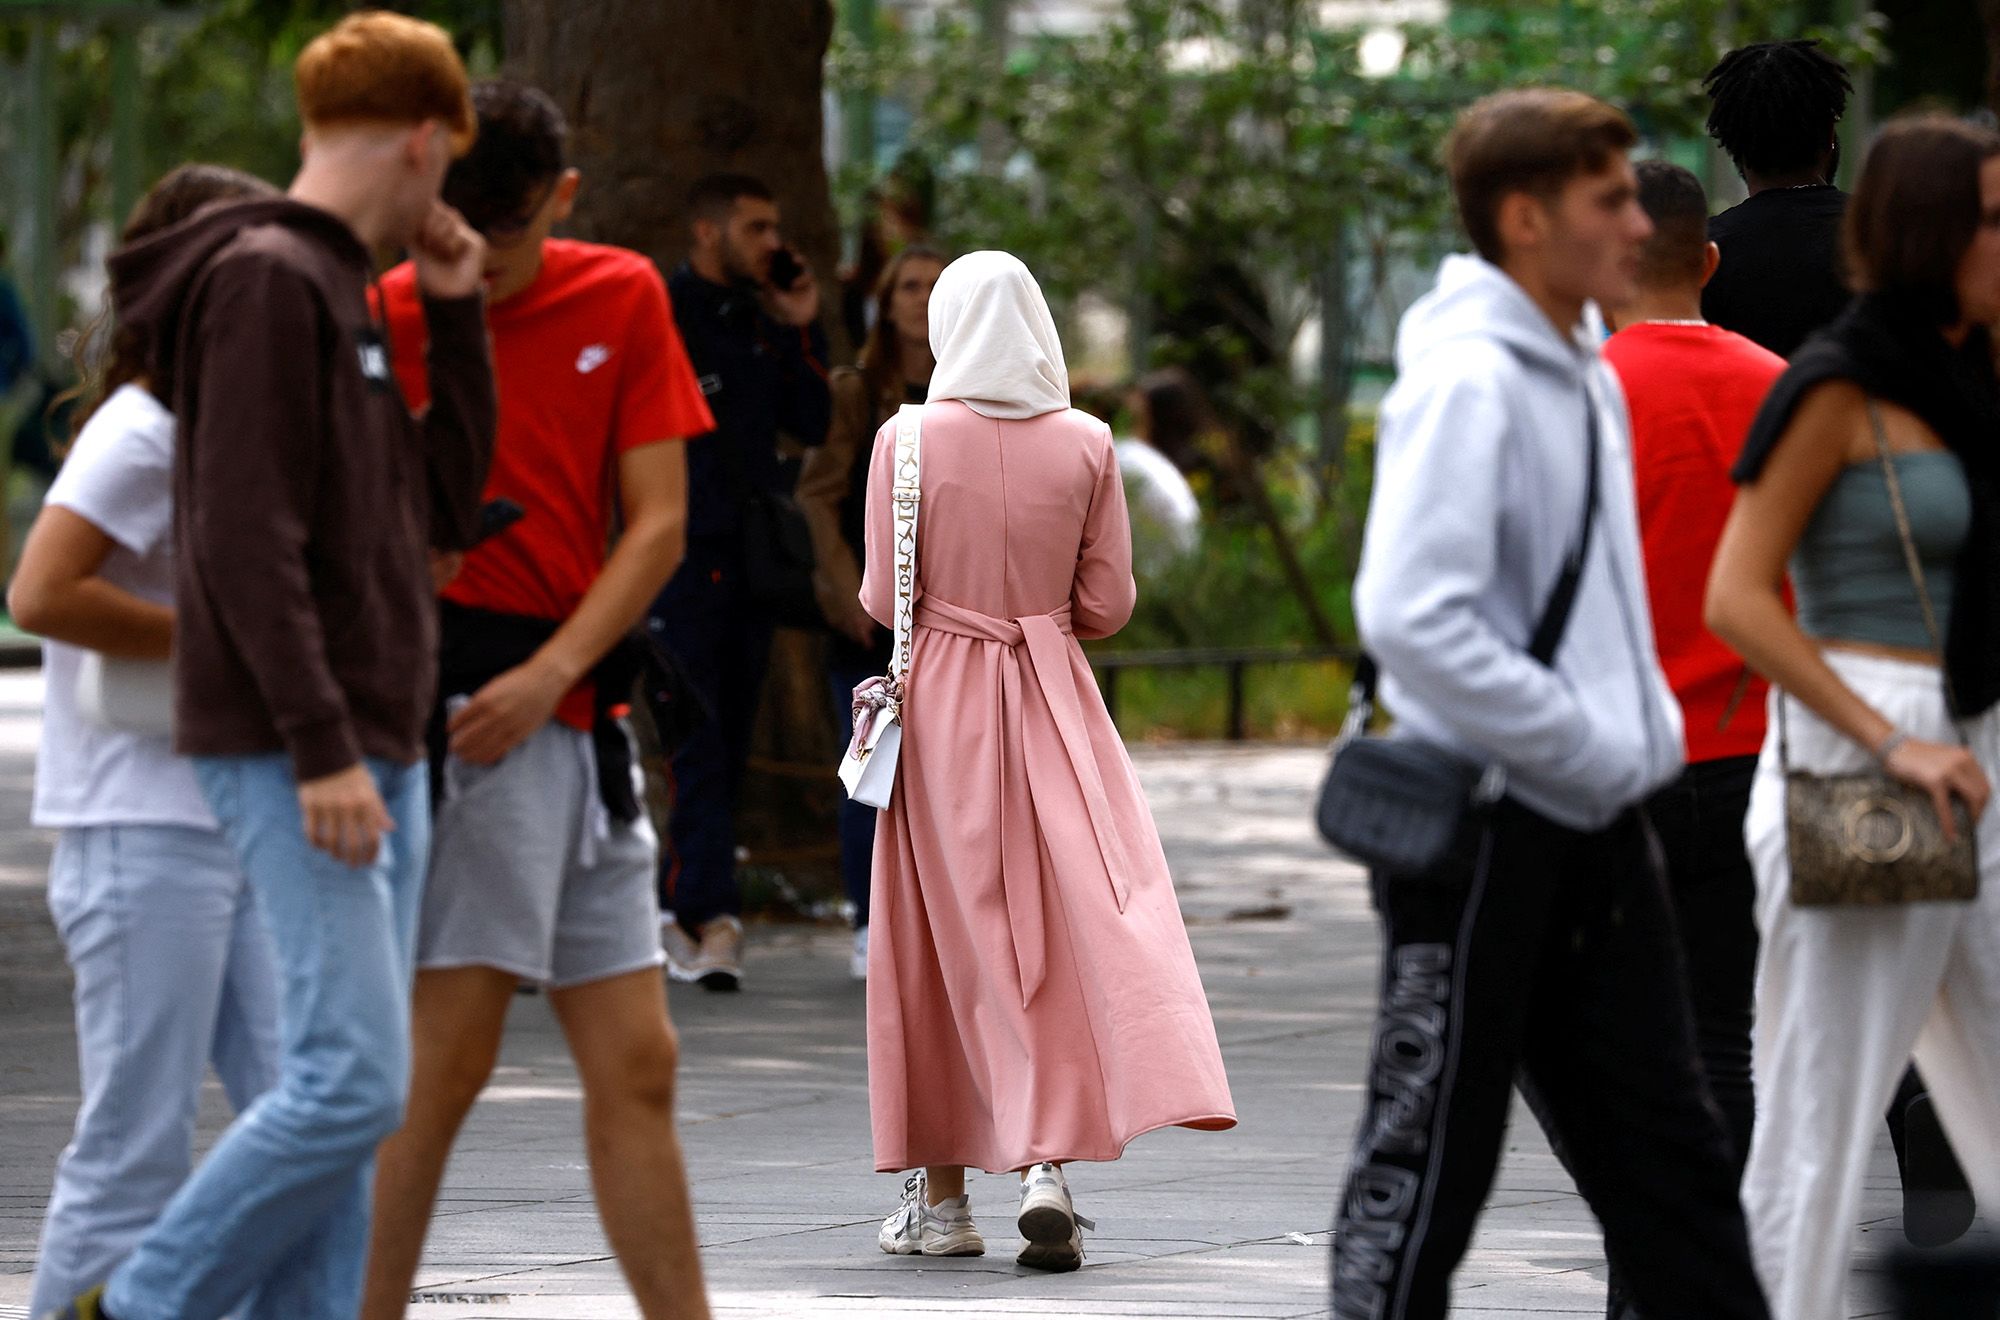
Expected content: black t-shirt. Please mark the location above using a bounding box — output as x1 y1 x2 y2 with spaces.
1702 185 1849 360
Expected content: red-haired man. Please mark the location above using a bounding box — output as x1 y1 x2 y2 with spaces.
46 13 494 1319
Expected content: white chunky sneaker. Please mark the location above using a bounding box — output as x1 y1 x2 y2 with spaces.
691 914 745 991
660 919 702 983
1016 1162 1093 1272
878 1171 985 1257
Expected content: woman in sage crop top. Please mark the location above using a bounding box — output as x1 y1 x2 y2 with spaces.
1789 447 1971 652
1713 388 1987 780
1703 117 2000 1320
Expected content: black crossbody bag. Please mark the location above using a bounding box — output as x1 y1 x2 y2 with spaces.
1315 400 1601 875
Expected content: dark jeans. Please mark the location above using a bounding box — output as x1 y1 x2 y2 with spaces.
1603 756 1759 1320
1332 799 1769 1320
827 658 878 929
645 536 775 933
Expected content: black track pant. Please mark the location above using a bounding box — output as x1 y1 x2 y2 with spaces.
1606 756 1760 1318
1331 799 1771 1320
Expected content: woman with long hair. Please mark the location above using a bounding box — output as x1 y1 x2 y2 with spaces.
799 245 946 979
861 251 1234 1272
14 163 284 1315
1705 116 2000 1320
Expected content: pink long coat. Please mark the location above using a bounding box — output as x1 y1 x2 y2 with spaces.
859 399 1236 1174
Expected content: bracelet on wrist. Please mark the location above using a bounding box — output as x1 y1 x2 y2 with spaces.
1873 729 1911 763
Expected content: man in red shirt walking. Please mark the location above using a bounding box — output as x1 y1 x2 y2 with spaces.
1601 158 1785 1320
362 82 716 1319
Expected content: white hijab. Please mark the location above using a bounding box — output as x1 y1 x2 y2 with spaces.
926 251 1071 420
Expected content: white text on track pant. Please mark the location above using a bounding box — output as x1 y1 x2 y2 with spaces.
1743 648 2000 1320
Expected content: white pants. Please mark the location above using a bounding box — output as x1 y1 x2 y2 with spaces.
1742 649 2000 1320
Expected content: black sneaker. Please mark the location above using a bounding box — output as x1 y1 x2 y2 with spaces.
1902 1092 1976 1249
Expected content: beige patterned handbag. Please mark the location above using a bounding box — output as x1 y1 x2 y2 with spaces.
1782 400 1978 907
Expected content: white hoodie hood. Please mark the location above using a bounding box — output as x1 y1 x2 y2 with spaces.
1353 254 1683 831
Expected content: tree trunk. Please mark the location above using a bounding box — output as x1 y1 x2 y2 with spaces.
505 1 845 903
503 0 839 298
1985 0 2000 115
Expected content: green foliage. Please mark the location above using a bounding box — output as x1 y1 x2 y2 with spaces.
124 1 503 189
1093 411 1373 739
832 0 1886 737
831 0 1882 448
1120 414 1373 650
837 0 1883 300
6 1 501 336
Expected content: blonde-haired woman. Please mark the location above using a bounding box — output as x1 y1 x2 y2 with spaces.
861 251 1235 1273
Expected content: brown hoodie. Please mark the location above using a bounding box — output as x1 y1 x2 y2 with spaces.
109 196 495 781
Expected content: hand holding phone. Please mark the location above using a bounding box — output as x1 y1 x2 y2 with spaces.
767 246 805 291
762 247 820 327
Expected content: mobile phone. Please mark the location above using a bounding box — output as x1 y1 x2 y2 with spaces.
471 497 526 547
767 247 805 292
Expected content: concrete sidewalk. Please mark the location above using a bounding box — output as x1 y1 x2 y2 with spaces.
0 671 1941 1318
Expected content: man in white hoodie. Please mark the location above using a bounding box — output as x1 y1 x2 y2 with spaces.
1332 90 1771 1320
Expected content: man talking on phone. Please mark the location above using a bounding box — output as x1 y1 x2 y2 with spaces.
647 172 830 991
43 14 494 1320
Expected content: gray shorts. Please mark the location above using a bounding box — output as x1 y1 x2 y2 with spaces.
419 719 664 988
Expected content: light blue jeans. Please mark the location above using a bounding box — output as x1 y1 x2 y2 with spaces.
103 755 429 1320
29 825 281 1316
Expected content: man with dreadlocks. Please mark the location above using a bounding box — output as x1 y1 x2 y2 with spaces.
1701 39 1852 358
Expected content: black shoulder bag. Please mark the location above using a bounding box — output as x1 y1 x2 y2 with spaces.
1315 397 1601 875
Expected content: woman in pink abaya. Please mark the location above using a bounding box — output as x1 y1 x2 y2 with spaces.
860 251 1235 1273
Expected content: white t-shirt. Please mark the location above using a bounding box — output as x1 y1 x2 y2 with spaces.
1114 438 1201 576
32 383 215 830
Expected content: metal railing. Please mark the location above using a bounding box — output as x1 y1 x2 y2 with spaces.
1087 644 1357 741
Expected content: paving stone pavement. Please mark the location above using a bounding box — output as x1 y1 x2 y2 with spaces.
0 671 1954 1318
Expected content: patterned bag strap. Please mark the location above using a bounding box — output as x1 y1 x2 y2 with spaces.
891 404 923 688
1868 399 1951 679
1869 399 1966 751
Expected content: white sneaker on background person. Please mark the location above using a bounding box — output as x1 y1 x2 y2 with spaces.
660 913 744 990
659 916 702 983
693 914 744 990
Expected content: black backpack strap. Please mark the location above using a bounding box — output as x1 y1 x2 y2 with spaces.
1525 389 1601 665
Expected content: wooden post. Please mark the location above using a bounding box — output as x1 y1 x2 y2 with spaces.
1226 662 1246 741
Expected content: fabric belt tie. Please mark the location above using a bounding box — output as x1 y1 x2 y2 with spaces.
913 595 1134 1007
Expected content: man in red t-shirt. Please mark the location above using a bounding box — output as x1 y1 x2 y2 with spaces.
1601 159 1784 1319
362 82 716 1320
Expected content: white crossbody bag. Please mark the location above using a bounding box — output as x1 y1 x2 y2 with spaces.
837 403 922 809
76 652 176 739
